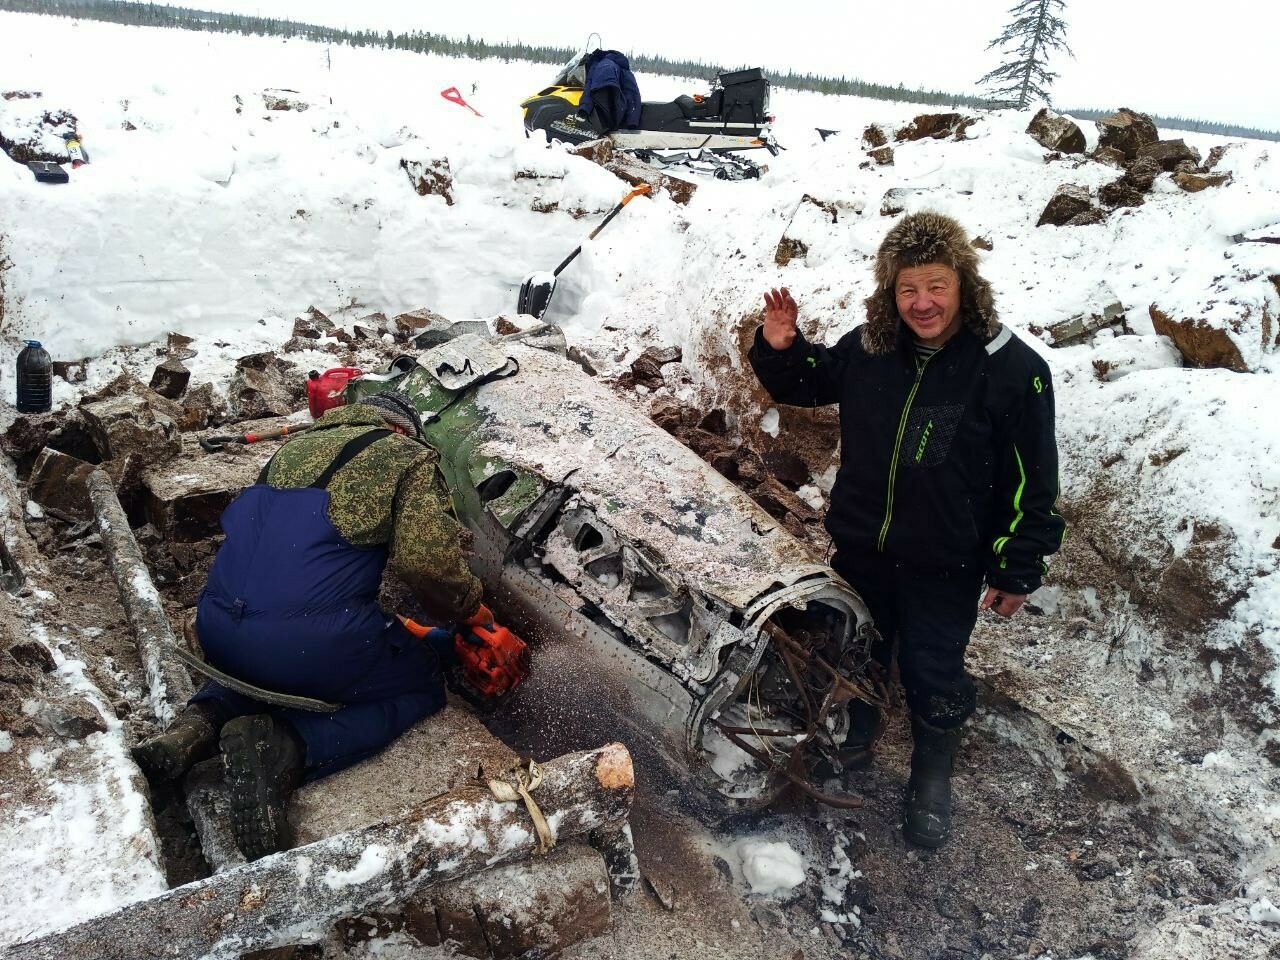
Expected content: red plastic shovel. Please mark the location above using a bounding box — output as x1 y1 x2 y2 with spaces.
440 87 482 117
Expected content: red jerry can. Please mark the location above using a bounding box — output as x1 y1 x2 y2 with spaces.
307 367 363 420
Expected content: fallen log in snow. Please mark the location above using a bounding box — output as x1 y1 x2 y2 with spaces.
87 467 193 724
399 842 612 957
7 742 635 960
571 138 698 205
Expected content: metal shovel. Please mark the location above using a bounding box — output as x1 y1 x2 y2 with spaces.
517 182 652 319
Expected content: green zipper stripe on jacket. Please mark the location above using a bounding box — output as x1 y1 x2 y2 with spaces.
992 445 1027 556
1052 474 1065 546
877 354 933 551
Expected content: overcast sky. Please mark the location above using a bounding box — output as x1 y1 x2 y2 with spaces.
200 1 1278 130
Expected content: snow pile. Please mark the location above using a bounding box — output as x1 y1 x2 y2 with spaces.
1250 898 1280 926
0 14 629 362
322 843 390 890
736 838 806 896
0 89 76 159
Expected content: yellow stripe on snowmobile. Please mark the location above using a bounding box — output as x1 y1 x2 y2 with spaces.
520 85 583 109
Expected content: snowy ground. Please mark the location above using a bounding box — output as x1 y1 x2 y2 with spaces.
2 10 1280 960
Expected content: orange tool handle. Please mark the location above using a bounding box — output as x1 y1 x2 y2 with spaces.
398 615 430 638
243 424 305 444
620 183 652 205
581 183 653 246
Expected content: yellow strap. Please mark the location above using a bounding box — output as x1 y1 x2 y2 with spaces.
486 759 555 855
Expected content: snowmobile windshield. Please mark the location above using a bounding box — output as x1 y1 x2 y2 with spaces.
551 47 589 87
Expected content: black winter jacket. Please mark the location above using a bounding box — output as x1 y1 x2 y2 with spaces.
749 322 1065 594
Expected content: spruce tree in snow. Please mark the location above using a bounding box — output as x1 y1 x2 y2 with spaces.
978 0 1073 109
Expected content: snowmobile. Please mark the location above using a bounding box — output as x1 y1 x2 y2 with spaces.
521 46 777 180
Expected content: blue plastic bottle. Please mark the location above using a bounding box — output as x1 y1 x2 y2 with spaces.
16 340 53 413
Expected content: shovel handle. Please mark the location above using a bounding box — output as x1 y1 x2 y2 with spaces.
553 183 653 277
199 423 309 453
586 183 652 241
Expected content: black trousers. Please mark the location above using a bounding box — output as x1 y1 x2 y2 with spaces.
833 550 983 729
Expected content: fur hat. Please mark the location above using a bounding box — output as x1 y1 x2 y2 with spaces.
861 211 999 356
362 392 424 439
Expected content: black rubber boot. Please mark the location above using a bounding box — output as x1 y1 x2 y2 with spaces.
813 699 883 780
132 701 221 781
837 698 884 771
903 716 961 849
220 714 305 861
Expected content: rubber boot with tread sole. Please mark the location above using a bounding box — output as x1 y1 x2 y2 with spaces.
132 701 221 781
904 715 961 849
220 714 304 861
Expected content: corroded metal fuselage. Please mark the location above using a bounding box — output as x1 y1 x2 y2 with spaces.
351 327 879 802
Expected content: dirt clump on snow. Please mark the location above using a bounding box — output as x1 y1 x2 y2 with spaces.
895 112 977 143
1149 304 1249 371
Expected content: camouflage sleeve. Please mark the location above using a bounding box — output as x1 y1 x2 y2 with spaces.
389 456 485 623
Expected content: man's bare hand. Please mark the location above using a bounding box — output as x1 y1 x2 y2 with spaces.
762 287 799 351
980 587 1026 619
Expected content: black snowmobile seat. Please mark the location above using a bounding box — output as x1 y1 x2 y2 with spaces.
638 100 684 130
639 94 726 131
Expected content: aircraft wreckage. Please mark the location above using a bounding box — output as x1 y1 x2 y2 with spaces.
352 322 884 806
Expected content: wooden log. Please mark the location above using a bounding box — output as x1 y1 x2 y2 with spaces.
7 743 635 960
403 842 610 958
570 138 698 205
87 468 193 724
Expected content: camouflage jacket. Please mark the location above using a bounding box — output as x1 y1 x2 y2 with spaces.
261 403 484 623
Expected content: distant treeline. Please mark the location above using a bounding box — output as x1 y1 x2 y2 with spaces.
3 0 1277 141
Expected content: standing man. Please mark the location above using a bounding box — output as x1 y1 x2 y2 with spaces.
135 393 497 859
749 211 1064 848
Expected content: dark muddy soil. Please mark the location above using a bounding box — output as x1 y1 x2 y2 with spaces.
486 640 1225 960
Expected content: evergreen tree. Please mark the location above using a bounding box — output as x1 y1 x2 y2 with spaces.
978 0 1073 109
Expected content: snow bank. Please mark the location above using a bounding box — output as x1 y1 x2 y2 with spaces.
0 13 633 363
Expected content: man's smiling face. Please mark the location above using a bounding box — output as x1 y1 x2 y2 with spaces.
894 263 962 347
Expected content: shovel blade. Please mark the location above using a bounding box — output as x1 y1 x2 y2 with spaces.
518 271 557 319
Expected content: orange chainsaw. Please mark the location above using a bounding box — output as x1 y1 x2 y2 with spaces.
399 605 529 707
